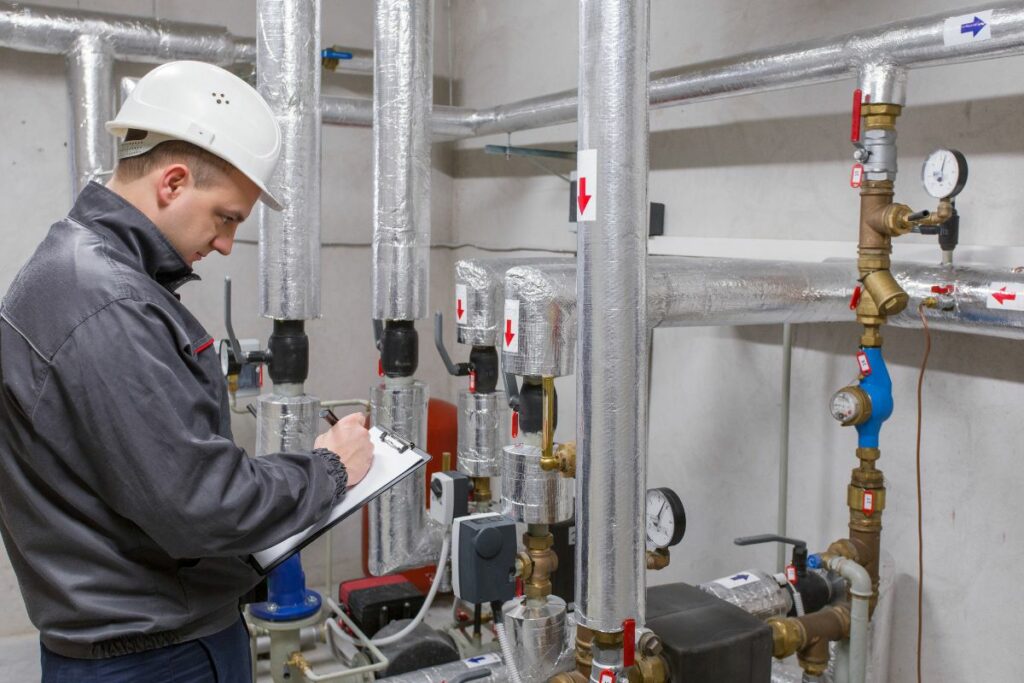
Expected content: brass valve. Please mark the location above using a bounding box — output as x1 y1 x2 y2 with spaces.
555 441 576 478
646 547 670 570
540 375 558 471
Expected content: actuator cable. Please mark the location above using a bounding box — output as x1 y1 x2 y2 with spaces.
915 303 932 683
491 600 523 683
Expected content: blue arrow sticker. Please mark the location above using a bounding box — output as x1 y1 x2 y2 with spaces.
730 573 750 581
944 10 992 46
961 15 987 37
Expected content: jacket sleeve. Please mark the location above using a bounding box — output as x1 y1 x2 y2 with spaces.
40 298 340 559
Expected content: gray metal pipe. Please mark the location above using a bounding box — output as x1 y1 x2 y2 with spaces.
322 3 1024 136
500 257 1024 378
575 0 650 640
372 0 433 322
65 33 113 196
257 0 322 321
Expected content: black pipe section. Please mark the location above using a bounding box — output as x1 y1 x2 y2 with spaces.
267 320 309 384
380 320 418 378
518 377 557 434
469 346 499 393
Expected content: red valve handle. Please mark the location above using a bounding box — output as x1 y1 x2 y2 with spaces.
851 88 863 143
623 618 636 668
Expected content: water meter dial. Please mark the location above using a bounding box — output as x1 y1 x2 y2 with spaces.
829 386 872 427
921 148 968 200
646 487 686 550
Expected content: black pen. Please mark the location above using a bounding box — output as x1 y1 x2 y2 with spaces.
319 408 339 426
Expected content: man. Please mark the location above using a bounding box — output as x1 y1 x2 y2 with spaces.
0 61 372 682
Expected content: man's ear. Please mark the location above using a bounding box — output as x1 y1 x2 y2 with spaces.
155 164 191 208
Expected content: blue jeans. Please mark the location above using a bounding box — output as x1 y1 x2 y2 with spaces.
40 617 251 683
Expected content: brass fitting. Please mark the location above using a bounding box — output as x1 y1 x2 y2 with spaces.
549 673 588 683
471 476 492 504
632 653 669 683
522 526 557 601
540 376 558 471
768 616 805 659
646 547 670 570
861 269 909 317
555 441 577 478
862 103 902 130
574 624 594 678
769 605 851 676
847 447 885 614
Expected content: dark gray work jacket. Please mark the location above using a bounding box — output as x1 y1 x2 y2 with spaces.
0 183 341 658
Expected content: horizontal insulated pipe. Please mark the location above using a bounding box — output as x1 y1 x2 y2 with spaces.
322 3 1024 136
500 257 1024 377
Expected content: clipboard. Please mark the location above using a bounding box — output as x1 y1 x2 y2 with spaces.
249 426 431 574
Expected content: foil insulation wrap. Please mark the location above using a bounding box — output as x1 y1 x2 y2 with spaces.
501 442 573 524
378 660 507 682
372 0 433 321
255 393 319 457
257 0 321 320
368 381 442 575
456 390 510 477
0 2 253 63
576 0 650 633
502 596 569 682
66 34 113 196
888 262 1024 339
502 264 577 377
455 257 567 346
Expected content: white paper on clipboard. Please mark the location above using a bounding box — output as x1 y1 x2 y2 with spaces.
250 426 430 573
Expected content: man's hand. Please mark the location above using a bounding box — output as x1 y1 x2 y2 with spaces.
315 412 373 487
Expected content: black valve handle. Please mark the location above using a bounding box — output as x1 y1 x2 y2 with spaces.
433 311 471 377
734 534 808 578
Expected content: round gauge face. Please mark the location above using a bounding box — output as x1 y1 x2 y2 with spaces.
921 149 967 199
646 487 686 549
219 340 233 376
829 390 860 423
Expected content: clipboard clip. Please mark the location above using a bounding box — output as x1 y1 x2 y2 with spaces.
379 429 415 453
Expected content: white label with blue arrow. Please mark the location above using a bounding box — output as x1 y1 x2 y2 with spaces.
713 572 760 590
464 653 502 668
944 10 992 46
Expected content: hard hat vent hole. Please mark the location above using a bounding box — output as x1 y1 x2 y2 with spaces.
211 92 229 105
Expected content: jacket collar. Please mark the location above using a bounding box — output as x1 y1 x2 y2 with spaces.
68 182 200 293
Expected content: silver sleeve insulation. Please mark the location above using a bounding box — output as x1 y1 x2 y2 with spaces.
502 257 1024 379
502 596 569 682
367 380 443 574
66 34 113 196
457 390 510 477
501 263 577 377
500 442 574 525
257 0 321 321
255 393 320 456
455 257 563 347
372 0 433 322
319 4 1024 135
0 2 253 64
378 660 507 682
576 0 650 634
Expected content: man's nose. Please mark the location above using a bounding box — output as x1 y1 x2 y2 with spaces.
212 234 234 256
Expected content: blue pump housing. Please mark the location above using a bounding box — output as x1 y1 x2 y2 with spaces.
854 347 893 449
250 553 322 622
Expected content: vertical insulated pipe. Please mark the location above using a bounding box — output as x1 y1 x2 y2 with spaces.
373 0 432 322
576 0 650 639
257 0 321 321
66 33 113 197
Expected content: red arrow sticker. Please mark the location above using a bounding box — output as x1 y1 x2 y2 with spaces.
576 149 597 222
455 284 467 323
986 282 1024 310
503 299 519 353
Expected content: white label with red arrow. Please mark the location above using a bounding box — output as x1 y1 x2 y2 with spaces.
576 149 597 222
503 299 520 353
455 284 467 324
986 282 1024 311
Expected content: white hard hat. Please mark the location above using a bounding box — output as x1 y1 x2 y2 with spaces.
106 61 284 210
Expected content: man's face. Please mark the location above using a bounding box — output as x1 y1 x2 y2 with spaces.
156 166 261 267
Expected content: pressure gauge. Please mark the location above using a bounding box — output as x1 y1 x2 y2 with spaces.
921 149 968 199
645 487 686 550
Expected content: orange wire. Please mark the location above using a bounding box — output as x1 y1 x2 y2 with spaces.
916 303 932 683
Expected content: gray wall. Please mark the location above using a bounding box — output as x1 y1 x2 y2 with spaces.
0 0 458 644
450 1 1024 682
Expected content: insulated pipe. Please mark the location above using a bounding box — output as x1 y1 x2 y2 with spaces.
257 0 322 321
65 33 113 196
321 3 1024 136
0 2 253 63
501 257 1024 377
575 0 650 639
826 556 871 683
372 0 433 322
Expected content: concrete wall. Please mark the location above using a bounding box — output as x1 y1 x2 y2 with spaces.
451 1 1024 681
0 0 458 649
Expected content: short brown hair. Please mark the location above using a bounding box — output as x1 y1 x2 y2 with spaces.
114 131 234 188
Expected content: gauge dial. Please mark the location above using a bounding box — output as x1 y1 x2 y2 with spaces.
921 149 968 199
646 487 686 550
